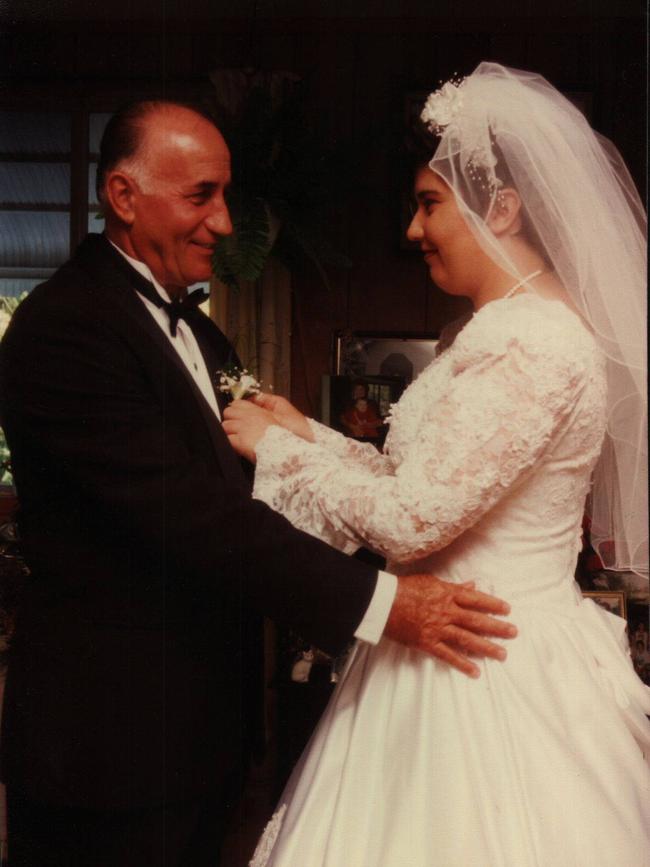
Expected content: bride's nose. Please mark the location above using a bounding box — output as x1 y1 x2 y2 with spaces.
407 214 423 243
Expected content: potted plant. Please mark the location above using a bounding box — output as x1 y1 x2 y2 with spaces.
208 69 353 292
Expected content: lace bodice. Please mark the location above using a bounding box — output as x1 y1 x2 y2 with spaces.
254 295 607 587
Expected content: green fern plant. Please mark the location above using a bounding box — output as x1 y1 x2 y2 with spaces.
209 73 353 291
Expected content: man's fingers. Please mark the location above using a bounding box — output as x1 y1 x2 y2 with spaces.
455 587 511 615
430 643 481 679
442 625 508 661
455 609 518 639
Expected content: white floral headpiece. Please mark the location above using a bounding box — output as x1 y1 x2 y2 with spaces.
420 76 466 135
420 75 501 196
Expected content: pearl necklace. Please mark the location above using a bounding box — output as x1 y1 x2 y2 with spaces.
503 269 543 300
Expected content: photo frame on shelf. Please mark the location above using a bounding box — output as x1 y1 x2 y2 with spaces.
581 591 627 620
627 601 650 687
321 374 406 447
333 331 439 383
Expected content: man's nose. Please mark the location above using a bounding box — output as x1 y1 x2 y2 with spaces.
206 201 233 237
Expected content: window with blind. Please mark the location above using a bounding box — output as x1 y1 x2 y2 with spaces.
0 110 113 299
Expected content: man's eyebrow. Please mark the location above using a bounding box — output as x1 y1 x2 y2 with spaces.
191 181 218 191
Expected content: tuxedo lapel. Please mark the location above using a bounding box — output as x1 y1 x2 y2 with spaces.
73 235 247 488
185 310 240 417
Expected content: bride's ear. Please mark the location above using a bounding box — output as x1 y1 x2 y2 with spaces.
487 187 522 236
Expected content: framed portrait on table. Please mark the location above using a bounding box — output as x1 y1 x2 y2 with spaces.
581 591 627 619
321 374 405 448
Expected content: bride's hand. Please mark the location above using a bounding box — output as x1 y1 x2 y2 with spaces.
252 393 315 443
222 400 278 463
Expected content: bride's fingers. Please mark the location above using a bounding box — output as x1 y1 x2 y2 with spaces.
223 399 257 415
223 401 273 423
222 431 256 462
252 392 279 409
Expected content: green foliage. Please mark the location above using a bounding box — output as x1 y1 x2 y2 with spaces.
212 194 271 290
209 76 354 291
0 429 12 486
0 293 28 317
0 292 28 487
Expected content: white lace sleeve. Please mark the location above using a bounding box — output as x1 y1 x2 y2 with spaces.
254 303 600 562
308 417 393 474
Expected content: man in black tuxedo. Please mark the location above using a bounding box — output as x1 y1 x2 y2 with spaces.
0 101 515 866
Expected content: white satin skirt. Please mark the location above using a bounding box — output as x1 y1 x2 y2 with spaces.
250 579 650 867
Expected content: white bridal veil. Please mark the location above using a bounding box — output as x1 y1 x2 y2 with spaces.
421 62 648 579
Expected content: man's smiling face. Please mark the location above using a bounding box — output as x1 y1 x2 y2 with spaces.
127 107 233 290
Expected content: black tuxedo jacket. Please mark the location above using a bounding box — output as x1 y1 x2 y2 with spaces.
0 234 377 810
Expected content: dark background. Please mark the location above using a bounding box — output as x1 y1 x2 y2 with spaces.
0 0 646 416
1 4 646 859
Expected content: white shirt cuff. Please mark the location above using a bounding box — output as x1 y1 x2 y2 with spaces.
353 570 397 644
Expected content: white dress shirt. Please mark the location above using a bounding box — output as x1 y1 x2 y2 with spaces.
109 238 396 644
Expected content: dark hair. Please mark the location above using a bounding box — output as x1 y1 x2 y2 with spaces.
401 121 439 189
96 99 218 201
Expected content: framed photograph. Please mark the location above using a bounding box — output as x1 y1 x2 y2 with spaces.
627 602 650 686
582 591 627 619
321 374 406 446
334 331 438 383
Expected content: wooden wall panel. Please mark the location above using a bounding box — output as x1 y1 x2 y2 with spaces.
1 13 645 417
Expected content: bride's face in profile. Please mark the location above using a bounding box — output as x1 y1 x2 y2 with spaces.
407 165 489 301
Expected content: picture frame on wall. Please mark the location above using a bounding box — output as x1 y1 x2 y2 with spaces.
321 374 406 447
333 330 439 383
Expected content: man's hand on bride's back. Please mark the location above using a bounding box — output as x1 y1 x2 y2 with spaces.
385 573 517 678
223 394 315 462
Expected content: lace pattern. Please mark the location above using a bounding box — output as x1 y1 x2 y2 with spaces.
254 296 607 564
249 805 287 867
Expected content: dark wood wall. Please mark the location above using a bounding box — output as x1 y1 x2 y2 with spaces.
1 7 645 415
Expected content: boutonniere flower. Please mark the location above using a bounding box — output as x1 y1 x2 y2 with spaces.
217 365 262 401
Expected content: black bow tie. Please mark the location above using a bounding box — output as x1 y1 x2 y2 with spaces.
136 280 209 337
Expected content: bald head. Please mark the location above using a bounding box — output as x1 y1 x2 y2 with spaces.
99 100 232 291
96 100 221 203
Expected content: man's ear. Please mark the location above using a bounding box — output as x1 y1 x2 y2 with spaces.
104 171 138 226
487 187 522 236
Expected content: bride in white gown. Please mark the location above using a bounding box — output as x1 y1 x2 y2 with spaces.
224 63 650 866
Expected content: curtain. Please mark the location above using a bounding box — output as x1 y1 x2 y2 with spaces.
209 257 291 398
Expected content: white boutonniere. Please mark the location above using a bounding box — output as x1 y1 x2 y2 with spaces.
217 365 262 401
